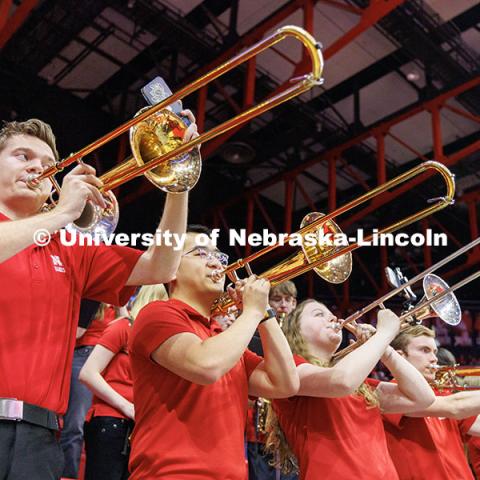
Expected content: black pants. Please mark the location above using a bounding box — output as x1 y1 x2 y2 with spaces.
84 416 133 480
0 421 64 480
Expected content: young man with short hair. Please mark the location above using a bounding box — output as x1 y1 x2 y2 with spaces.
268 280 297 318
128 227 299 479
383 325 480 479
0 117 197 478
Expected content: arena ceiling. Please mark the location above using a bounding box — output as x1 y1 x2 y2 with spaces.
1 0 479 304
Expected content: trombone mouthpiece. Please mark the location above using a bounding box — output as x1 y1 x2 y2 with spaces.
26 173 41 189
210 269 225 282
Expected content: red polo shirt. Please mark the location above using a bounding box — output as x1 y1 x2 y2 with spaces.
86 317 132 420
467 435 480 478
76 305 117 347
0 212 142 415
128 298 263 479
383 391 476 479
273 356 398 480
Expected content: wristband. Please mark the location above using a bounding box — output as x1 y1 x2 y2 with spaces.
259 307 276 324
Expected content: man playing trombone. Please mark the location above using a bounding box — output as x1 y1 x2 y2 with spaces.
0 116 198 479
128 225 299 479
383 325 480 479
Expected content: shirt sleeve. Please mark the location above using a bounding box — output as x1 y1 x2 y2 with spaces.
129 302 197 359
243 349 263 378
98 318 130 354
79 244 143 305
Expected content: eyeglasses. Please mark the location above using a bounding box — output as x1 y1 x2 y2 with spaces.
183 246 229 267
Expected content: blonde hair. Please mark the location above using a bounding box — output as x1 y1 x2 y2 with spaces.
264 299 378 473
391 325 435 353
0 119 59 161
130 284 168 321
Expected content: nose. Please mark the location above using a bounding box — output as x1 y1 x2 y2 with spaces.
206 254 222 268
25 158 43 175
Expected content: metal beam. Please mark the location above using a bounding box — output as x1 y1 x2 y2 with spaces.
208 76 480 211
0 0 38 49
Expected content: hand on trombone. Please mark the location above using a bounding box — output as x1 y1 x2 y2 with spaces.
55 162 107 223
226 275 271 322
180 109 200 146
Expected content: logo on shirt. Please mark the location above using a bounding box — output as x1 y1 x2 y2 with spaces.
50 255 65 273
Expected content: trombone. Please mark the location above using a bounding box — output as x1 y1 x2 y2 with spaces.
27 26 324 235
434 365 480 392
334 237 480 359
212 161 455 315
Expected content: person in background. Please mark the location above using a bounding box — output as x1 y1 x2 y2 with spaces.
61 301 129 479
79 284 168 480
247 281 298 480
383 325 480 479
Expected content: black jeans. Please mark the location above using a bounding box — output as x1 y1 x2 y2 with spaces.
0 421 64 480
84 416 133 480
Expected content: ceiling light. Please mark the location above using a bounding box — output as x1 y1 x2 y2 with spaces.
406 71 420 82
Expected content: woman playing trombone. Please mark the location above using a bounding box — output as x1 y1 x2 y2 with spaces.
265 299 435 479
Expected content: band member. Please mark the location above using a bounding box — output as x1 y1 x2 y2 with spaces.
265 300 435 479
80 285 167 480
247 280 299 480
269 281 297 319
384 325 480 479
128 226 299 479
0 117 196 478
60 301 115 479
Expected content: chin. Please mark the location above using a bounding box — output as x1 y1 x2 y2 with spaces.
423 371 436 382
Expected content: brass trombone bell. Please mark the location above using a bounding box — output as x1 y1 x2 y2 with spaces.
28 25 325 235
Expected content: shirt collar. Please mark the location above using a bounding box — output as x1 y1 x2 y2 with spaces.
168 298 217 328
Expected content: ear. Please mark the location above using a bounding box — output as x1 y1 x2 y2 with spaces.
292 298 297 308
396 349 406 358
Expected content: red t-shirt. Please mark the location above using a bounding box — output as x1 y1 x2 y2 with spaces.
467 435 480 478
76 305 117 347
273 355 398 480
128 298 263 479
86 317 133 420
0 212 142 415
383 392 476 479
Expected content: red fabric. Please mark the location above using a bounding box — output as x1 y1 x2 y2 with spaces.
468 435 480 478
128 298 262 479
86 317 133 420
246 402 262 443
273 356 398 480
76 305 116 347
0 212 142 415
383 391 476 480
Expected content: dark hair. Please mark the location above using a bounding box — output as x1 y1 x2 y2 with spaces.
0 119 59 161
436 347 456 366
187 224 212 236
